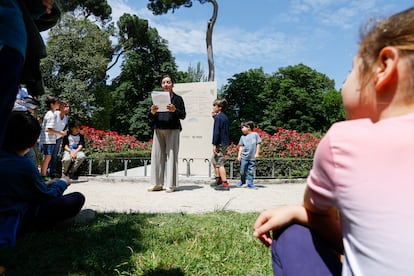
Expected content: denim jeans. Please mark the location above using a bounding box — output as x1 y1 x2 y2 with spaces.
49 137 62 176
240 159 256 184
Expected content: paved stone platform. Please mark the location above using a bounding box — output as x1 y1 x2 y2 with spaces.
66 176 306 214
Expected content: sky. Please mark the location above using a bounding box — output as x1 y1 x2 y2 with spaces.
106 0 412 90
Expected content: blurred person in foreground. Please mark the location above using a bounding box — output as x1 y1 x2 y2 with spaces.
254 7 414 276
0 0 57 148
0 112 85 251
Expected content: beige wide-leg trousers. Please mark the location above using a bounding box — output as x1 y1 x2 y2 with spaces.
150 129 180 189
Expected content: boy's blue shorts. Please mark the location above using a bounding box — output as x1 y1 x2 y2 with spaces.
42 144 55 155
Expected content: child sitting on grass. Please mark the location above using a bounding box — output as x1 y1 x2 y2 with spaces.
0 112 85 250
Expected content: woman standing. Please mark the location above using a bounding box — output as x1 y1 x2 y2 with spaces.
148 75 186 193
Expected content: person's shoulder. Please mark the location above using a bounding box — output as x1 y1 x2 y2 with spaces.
219 112 228 118
44 110 55 118
328 119 372 134
0 151 36 171
172 92 183 99
320 119 374 148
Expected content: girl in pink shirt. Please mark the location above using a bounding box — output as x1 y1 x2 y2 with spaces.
254 7 414 276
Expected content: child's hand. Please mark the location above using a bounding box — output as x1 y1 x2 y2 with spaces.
60 175 71 186
45 178 58 186
254 205 305 247
213 146 218 155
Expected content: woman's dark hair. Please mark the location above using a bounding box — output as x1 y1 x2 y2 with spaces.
2 112 41 152
161 74 175 84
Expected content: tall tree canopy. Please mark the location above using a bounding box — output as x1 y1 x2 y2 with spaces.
221 68 269 142
41 14 113 123
110 13 178 139
222 64 345 140
60 0 112 22
260 64 338 133
147 0 218 81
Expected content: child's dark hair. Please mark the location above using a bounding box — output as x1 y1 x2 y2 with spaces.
2 112 41 152
68 119 82 130
213 98 228 112
241 120 255 130
45 95 58 110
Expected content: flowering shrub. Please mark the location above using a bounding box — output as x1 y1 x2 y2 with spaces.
82 126 320 159
226 127 321 159
82 126 152 154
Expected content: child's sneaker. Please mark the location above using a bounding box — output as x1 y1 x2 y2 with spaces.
210 177 222 187
214 182 230 191
247 183 258 189
236 181 244 187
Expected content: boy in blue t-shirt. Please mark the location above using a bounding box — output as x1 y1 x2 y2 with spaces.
237 121 261 189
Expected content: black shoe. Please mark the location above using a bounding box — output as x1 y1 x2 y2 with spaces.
69 173 78 180
214 183 230 191
210 177 222 187
210 181 220 187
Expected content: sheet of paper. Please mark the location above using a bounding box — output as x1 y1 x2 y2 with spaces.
151 91 171 112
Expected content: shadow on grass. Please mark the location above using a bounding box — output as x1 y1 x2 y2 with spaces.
0 212 182 275
143 268 185 276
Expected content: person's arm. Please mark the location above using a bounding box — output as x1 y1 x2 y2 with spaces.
71 145 83 159
303 189 343 252
46 128 65 136
253 204 309 247
62 135 70 152
212 117 220 148
237 145 243 161
255 143 260 159
41 0 54 14
254 188 343 252
170 95 186 120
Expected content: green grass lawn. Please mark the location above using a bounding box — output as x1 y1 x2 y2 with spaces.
0 211 273 275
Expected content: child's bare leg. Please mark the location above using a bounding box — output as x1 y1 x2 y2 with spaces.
218 166 227 182
41 155 51 176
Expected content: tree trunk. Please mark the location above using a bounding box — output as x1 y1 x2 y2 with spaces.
206 0 218 82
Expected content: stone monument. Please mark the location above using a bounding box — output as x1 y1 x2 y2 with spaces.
174 81 217 176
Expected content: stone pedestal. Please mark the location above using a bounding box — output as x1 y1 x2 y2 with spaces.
174 82 217 176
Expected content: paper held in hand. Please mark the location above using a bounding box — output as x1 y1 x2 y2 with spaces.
151 91 171 112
